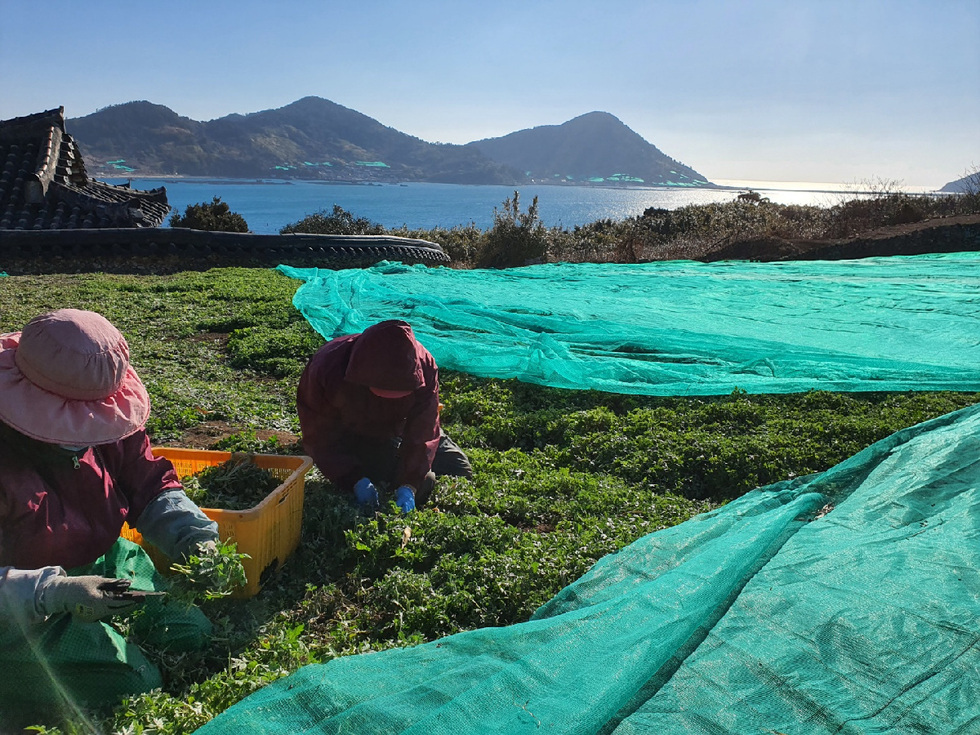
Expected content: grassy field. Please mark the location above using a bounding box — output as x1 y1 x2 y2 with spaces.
3 268 977 733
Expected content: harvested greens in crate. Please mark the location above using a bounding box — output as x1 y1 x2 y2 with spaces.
180 454 282 510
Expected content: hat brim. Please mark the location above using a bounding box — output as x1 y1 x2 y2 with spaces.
369 386 415 399
0 333 150 446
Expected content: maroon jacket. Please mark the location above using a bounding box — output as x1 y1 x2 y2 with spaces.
296 320 440 492
0 428 181 569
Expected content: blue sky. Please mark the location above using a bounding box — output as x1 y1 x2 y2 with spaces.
1 0 977 188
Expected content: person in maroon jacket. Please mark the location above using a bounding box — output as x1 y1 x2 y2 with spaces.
0 309 220 716
297 319 472 513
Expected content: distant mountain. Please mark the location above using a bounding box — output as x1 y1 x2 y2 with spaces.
65 98 712 187
467 111 710 187
940 171 980 194
69 97 520 184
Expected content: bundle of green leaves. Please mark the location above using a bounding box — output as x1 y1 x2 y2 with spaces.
167 539 249 605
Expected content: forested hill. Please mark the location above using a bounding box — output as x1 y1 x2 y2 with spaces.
467 111 711 187
69 97 520 184
66 97 712 186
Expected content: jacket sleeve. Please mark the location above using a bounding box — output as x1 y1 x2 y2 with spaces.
297 354 364 491
115 430 185 520
115 430 219 560
0 565 64 627
134 490 219 561
395 366 441 490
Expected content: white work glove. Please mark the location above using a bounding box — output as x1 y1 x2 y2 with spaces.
38 575 144 623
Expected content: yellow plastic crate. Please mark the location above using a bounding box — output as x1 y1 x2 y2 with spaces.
121 448 313 598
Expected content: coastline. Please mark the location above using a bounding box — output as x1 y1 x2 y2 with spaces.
101 174 727 190
100 174 941 197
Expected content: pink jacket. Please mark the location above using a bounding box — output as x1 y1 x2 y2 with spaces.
296 321 440 492
0 428 181 570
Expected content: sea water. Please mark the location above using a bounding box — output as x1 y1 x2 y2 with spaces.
113 178 871 235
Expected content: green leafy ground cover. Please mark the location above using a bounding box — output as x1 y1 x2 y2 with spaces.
3 269 977 734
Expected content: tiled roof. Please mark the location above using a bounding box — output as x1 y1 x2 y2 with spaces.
0 107 170 230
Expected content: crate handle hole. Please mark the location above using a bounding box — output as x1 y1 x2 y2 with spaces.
259 557 280 587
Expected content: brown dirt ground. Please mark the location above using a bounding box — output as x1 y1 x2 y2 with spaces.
169 420 301 451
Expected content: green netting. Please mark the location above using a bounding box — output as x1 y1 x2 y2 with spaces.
0 538 209 713
278 254 980 395
195 402 980 734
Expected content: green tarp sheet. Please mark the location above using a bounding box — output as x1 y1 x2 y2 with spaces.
278 254 980 396
195 402 980 734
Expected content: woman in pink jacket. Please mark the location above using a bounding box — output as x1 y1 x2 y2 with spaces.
0 309 219 718
297 319 472 512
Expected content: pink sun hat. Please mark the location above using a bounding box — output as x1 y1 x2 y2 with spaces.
0 309 150 446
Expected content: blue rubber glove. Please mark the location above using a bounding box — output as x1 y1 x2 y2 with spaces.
394 485 416 514
353 477 379 509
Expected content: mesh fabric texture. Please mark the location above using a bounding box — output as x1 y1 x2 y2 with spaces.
0 539 168 713
195 402 980 734
278 254 980 395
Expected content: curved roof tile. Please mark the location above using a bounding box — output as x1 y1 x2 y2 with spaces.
0 107 170 230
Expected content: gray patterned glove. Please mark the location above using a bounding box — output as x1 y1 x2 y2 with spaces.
39 575 144 622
